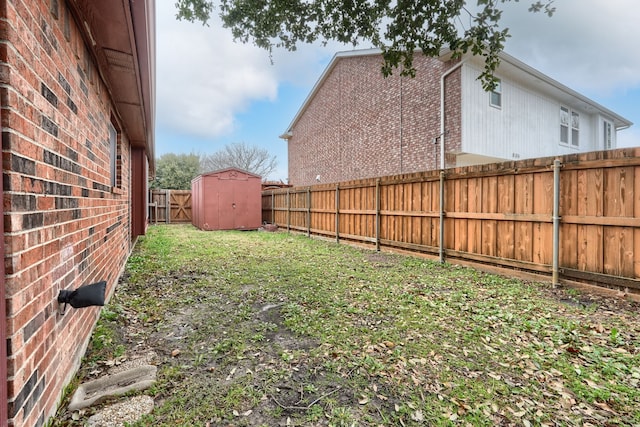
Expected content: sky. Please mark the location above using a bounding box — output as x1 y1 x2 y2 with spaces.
155 0 640 182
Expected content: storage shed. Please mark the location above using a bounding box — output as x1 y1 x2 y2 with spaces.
191 168 262 231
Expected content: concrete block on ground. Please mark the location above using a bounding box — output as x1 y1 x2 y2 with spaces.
69 365 157 411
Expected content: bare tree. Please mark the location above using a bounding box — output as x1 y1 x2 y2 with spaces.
200 142 277 179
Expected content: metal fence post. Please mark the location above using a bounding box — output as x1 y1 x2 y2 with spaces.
552 159 561 286
307 187 311 237
375 179 381 251
439 171 445 263
286 189 291 233
335 184 340 243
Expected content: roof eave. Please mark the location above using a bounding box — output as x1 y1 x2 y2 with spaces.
283 47 632 136
281 49 386 136
493 51 632 129
69 0 156 170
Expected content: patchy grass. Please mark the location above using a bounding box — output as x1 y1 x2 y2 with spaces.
63 225 639 426
82 305 127 366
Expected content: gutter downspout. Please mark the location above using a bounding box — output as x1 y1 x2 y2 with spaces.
439 59 466 169
400 75 403 173
438 58 466 263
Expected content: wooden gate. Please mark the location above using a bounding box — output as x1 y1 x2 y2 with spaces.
150 190 192 223
170 190 192 223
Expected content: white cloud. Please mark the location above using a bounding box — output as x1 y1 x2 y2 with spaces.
155 0 640 154
155 4 344 140
499 0 640 95
156 4 279 139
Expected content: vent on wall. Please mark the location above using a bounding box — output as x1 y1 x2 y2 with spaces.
104 48 135 72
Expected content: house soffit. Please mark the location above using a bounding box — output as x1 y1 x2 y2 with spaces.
67 0 155 162
464 53 632 129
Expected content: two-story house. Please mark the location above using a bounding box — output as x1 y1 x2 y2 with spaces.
281 49 632 186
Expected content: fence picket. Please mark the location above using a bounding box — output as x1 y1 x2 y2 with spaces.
262 148 640 293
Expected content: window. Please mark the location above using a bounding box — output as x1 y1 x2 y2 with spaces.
571 111 579 147
109 123 117 187
560 106 579 147
560 107 569 143
603 120 613 149
490 79 502 108
109 121 122 189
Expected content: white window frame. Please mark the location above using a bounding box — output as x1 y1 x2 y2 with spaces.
490 79 502 108
109 122 117 188
603 119 613 150
570 111 579 147
560 106 579 147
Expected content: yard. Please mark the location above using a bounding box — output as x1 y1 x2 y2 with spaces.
57 225 639 426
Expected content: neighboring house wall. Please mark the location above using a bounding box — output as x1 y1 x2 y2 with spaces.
462 62 557 161
285 50 631 187
288 53 450 185
459 61 611 164
0 1 154 426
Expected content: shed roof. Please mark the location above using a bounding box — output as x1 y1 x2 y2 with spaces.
195 167 262 180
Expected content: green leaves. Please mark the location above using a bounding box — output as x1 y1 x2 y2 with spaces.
150 153 201 190
175 0 555 88
175 0 214 25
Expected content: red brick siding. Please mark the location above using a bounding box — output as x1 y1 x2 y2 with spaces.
288 54 461 186
1 1 133 426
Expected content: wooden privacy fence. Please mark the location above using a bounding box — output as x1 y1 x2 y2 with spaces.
262 148 640 293
149 189 192 223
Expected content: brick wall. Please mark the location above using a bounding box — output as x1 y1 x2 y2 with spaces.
1 1 133 426
287 53 461 186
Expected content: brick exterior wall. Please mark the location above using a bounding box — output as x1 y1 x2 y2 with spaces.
1 1 134 426
287 53 462 186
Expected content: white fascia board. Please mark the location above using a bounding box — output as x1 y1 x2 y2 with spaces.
493 51 633 129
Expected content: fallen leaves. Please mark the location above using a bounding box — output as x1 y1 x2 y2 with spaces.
86 228 640 427
583 378 601 389
232 409 253 417
410 409 424 422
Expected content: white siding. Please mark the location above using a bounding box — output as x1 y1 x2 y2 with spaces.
460 63 597 161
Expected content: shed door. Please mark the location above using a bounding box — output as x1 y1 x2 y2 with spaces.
218 181 236 230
